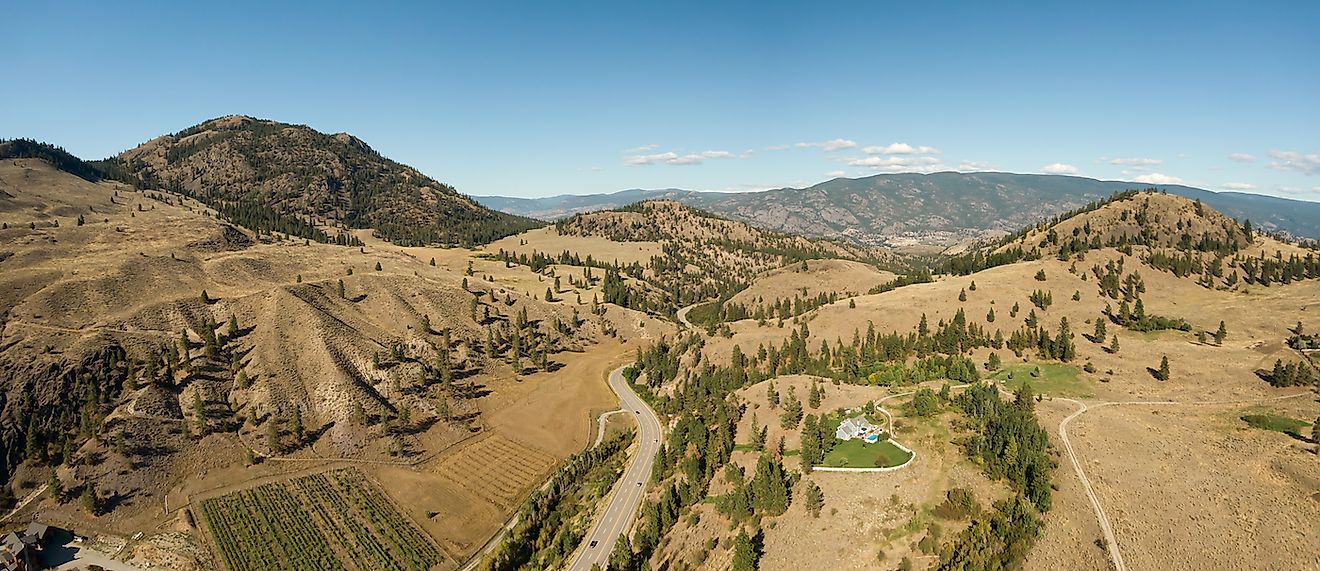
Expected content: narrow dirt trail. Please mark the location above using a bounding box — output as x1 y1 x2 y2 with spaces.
1051 390 1311 571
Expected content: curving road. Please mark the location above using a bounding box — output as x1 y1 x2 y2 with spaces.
566 365 663 571
675 303 698 329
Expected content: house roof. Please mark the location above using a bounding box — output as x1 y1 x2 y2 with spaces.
23 523 48 541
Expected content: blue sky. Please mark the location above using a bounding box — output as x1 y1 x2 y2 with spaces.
4 1 1318 200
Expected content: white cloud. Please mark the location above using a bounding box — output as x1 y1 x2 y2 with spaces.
1268 150 1320 175
1221 182 1256 190
796 139 858 151
765 144 791 151
1109 157 1162 166
843 155 944 173
957 160 993 172
624 144 659 153
1132 173 1186 185
624 151 678 165
863 142 939 155
666 154 705 165
623 148 738 166
1041 163 1080 175
1228 153 1256 163
824 170 846 178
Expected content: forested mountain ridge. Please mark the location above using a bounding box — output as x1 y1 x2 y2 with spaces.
478 172 1320 244
107 115 542 246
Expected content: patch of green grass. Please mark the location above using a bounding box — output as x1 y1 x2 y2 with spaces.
992 362 1092 397
816 413 913 468
1241 413 1311 438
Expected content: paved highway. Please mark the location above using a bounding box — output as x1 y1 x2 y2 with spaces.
566 365 663 571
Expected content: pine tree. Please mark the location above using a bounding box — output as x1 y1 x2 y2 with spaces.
337 279 346 299
1094 316 1107 341
987 352 1002 371
986 307 995 323
266 420 281 454
291 407 304 444
958 288 967 302
1110 334 1120 353
767 381 779 408
374 261 382 271
81 482 102 516
1214 321 1227 345
1158 355 1170 381
805 481 824 517
808 383 822 409
732 529 757 571
228 315 240 338
192 390 207 435
200 290 211 304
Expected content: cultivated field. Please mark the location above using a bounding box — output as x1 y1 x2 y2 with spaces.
199 468 448 571
432 434 558 509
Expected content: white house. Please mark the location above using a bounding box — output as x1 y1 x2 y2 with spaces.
835 416 878 441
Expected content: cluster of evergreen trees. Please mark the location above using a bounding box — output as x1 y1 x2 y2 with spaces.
214 198 363 245
935 382 1054 569
686 289 848 326
1259 359 1317 387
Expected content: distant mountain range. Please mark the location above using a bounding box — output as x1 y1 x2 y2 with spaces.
477 173 1320 245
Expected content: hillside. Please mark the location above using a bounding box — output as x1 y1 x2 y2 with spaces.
543 200 898 312
0 157 669 568
477 172 1320 245
618 191 1320 571
110 115 542 246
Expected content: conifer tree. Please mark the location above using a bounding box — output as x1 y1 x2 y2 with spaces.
805 481 824 517
1158 355 1170 380
1214 321 1227 345
1110 334 1120 353
732 529 757 571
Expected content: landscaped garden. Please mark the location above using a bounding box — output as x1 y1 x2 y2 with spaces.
819 413 912 468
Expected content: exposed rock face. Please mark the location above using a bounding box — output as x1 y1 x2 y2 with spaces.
0 337 128 483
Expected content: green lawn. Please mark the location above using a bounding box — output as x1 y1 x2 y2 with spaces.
1241 413 1311 439
992 362 1092 397
819 414 912 468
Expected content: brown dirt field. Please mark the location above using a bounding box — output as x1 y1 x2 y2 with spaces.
485 226 663 266
1064 403 1320 570
727 259 895 308
431 434 558 509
